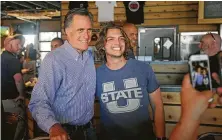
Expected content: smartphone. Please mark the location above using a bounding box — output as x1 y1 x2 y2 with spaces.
189 54 213 102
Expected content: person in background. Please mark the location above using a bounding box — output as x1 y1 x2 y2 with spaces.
123 23 138 59
17 53 31 74
1 34 26 140
23 44 38 83
199 33 221 88
169 73 222 140
95 25 165 140
51 37 64 51
28 8 97 140
25 43 40 61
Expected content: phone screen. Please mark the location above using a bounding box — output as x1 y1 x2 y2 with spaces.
190 60 211 91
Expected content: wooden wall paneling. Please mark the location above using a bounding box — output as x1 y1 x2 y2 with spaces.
146 1 198 6
155 73 184 85
179 24 218 32
142 18 197 26
162 92 221 106
164 106 222 125
87 1 199 8
86 4 198 16
162 92 181 104
87 5 198 15
166 123 222 138
145 5 198 13
146 11 197 19
151 64 189 73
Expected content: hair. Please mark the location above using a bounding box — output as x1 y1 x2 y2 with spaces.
51 37 64 44
64 8 93 31
95 25 131 61
13 34 25 42
13 30 23 35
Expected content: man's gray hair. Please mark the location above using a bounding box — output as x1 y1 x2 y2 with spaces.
64 8 93 30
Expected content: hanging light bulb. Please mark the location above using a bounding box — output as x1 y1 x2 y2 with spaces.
5 29 9 35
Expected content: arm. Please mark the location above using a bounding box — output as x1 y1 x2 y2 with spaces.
169 74 215 140
21 68 30 74
146 64 165 138
149 88 165 137
14 73 25 99
10 58 25 100
170 115 199 140
28 54 61 133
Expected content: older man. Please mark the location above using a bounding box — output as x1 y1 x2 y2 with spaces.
29 8 97 140
199 33 221 88
123 23 138 59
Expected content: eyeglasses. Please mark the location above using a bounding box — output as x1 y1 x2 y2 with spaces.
207 32 216 41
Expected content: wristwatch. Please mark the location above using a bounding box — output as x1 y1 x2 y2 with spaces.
156 137 167 140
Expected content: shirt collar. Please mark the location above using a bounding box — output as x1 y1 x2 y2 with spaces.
4 50 17 57
64 40 89 61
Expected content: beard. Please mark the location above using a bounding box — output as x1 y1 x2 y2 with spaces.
106 51 123 58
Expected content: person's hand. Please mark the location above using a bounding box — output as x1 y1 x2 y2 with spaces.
14 96 25 102
180 74 214 121
211 73 222 105
21 68 30 74
49 123 69 140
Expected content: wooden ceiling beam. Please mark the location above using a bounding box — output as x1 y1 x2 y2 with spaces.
8 1 36 9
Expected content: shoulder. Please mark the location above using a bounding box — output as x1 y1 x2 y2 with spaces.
129 59 151 68
46 46 67 61
129 60 154 74
96 64 106 73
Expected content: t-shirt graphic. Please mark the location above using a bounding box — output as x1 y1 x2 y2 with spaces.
96 1 117 22
102 78 142 114
69 1 88 10
96 59 158 139
123 1 145 24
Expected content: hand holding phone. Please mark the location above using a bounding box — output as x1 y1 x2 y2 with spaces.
189 54 213 102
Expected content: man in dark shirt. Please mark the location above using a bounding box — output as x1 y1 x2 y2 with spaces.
1 34 26 140
123 23 138 59
199 33 221 88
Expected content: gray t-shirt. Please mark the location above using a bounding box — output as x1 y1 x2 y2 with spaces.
96 59 159 140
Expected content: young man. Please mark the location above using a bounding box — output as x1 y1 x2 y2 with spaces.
95 25 165 140
29 8 97 140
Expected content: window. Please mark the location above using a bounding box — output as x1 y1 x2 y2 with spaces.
180 31 218 60
23 35 36 47
39 32 61 61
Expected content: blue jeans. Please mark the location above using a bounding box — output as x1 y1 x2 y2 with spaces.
62 122 97 140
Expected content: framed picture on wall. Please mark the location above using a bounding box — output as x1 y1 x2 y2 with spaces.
198 1 222 24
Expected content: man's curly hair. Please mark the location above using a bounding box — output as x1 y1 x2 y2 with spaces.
95 24 132 62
